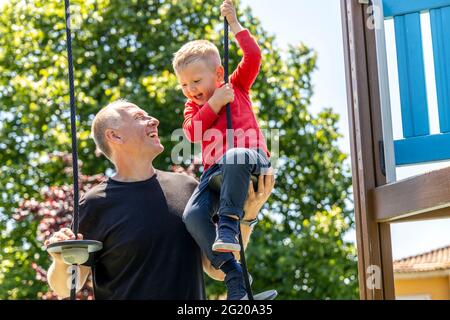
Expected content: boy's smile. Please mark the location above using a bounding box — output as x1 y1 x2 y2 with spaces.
177 60 223 106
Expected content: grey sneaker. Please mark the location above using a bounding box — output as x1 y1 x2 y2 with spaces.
212 221 241 252
212 237 241 252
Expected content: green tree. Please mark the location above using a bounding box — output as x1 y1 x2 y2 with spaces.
0 0 358 299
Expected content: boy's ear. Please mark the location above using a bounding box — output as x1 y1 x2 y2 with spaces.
216 65 224 83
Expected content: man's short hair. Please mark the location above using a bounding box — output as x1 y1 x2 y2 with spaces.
91 99 130 159
172 40 221 74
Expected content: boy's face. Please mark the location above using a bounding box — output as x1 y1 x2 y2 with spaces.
177 60 223 106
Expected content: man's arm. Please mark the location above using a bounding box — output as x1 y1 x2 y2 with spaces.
236 169 275 260
202 255 225 281
202 170 275 280
45 228 91 299
47 259 91 299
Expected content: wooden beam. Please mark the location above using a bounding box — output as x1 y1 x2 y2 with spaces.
341 0 395 300
371 166 450 222
393 207 450 223
363 0 396 301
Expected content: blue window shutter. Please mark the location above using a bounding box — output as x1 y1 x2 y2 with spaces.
395 133 450 165
394 13 429 138
430 6 450 133
384 0 450 17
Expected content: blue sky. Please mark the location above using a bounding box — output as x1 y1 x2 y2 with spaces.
240 0 450 260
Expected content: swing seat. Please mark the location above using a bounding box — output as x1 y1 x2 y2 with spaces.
244 274 277 300
253 290 278 300
46 240 102 265
236 273 278 300
208 172 259 193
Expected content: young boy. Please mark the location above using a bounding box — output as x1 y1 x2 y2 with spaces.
172 0 270 300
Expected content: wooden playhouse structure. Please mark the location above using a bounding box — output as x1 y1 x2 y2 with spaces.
341 0 450 299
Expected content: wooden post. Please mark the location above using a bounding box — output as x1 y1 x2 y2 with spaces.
340 0 395 300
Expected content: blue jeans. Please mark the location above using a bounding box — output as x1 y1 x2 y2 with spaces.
183 148 270 269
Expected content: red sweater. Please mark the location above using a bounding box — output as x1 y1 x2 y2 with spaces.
182 29 269 171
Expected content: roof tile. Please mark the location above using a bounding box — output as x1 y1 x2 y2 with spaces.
393 245 450 273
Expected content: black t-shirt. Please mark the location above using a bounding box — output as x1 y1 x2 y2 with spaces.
78 170 205 300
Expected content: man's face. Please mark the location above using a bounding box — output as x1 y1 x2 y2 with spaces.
114 104 164 159
177 60 223 106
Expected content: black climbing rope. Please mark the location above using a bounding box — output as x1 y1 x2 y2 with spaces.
63 0 80 300
223 18 254 301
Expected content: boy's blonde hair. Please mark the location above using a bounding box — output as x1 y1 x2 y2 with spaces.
172 40 221 74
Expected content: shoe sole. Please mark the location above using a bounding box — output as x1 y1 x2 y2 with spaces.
212 242 241 252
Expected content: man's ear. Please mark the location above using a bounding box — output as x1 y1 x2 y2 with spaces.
216 65 224 83
105 129 123 145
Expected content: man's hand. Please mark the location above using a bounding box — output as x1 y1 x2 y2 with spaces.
45 228 83 262
243 168 275 221
208 83 235 114
45 228 90 298
221 0 244 34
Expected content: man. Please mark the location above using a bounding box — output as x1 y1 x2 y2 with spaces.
45 100 274 299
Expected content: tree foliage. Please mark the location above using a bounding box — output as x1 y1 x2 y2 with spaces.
0 0 358 299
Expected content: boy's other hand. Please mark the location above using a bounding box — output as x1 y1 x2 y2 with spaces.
221 0 239 26
208 84 235 114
